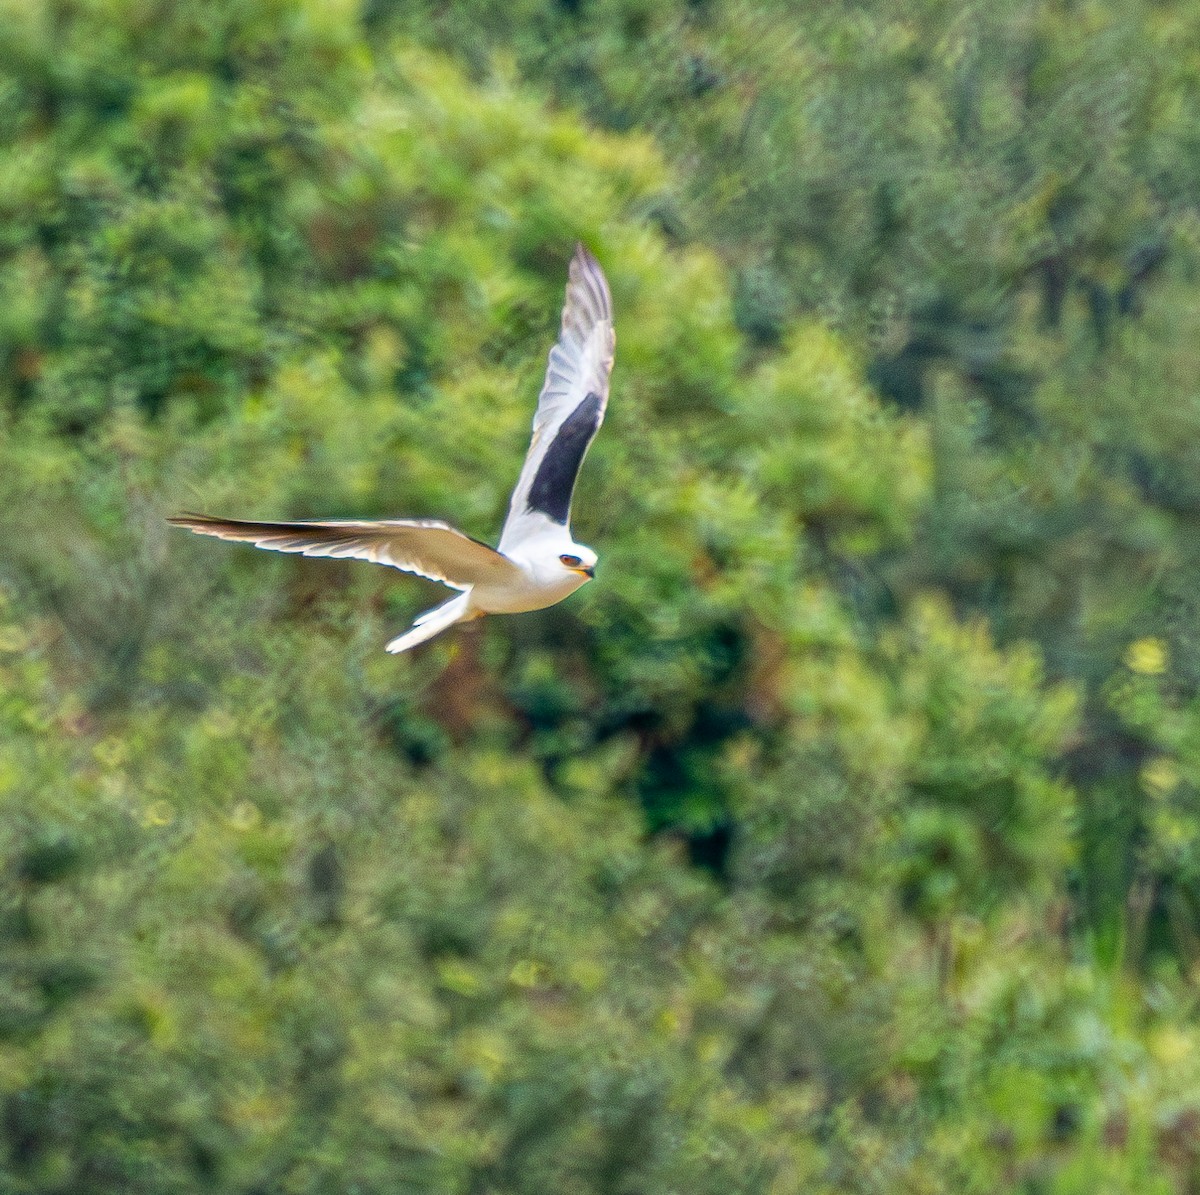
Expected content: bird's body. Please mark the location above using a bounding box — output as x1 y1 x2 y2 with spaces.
170 245 614 653
469 535 592 615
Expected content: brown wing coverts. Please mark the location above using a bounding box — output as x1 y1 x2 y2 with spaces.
167 513 517 589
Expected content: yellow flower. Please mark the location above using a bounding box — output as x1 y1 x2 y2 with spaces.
437 959 484 996
1150 1026 1193 1066
1125 637 1168 675
227 800 261 830
657 1007 683 1036
0 625 30 653
141 800 175 828
508 959 548 988
93 737 129 769
1141 757 1181 797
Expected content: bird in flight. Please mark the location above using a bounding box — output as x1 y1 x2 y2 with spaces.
169 244 614 654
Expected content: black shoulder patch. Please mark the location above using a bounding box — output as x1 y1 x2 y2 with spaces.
526 392 604 524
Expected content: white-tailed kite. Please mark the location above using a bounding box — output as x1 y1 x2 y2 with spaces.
169 244 614 654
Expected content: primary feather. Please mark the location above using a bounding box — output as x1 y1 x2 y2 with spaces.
499 244 615 552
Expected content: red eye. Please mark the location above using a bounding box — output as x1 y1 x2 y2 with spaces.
560 554 582 568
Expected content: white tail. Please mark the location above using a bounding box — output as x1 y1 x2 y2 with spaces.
385 593 472 654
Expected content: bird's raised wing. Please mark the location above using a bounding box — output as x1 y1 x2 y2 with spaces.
168 513 521 591
499 244 614 552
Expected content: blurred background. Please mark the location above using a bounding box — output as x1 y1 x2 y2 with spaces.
2 0 1200 1189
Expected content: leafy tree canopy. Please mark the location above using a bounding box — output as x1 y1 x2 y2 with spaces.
3 0 1200 1190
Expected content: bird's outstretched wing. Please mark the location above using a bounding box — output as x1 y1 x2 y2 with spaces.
499 244 614 552
168 513 521 591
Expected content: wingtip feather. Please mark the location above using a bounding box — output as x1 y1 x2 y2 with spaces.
565 243 612 327
168 511 225 527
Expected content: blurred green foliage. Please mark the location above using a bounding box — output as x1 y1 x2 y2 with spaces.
3 0 1200 1190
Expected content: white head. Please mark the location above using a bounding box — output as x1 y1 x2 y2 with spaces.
516 538 597 590
506 516 598 595
553 542 597 584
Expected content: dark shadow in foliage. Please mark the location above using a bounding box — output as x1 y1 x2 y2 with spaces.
307 840 346 928
733 264 791 348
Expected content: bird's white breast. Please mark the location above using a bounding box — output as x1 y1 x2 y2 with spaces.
471 560 587 614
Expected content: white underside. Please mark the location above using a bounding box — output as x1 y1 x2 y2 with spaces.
470 568 587 614
386 556 588 653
